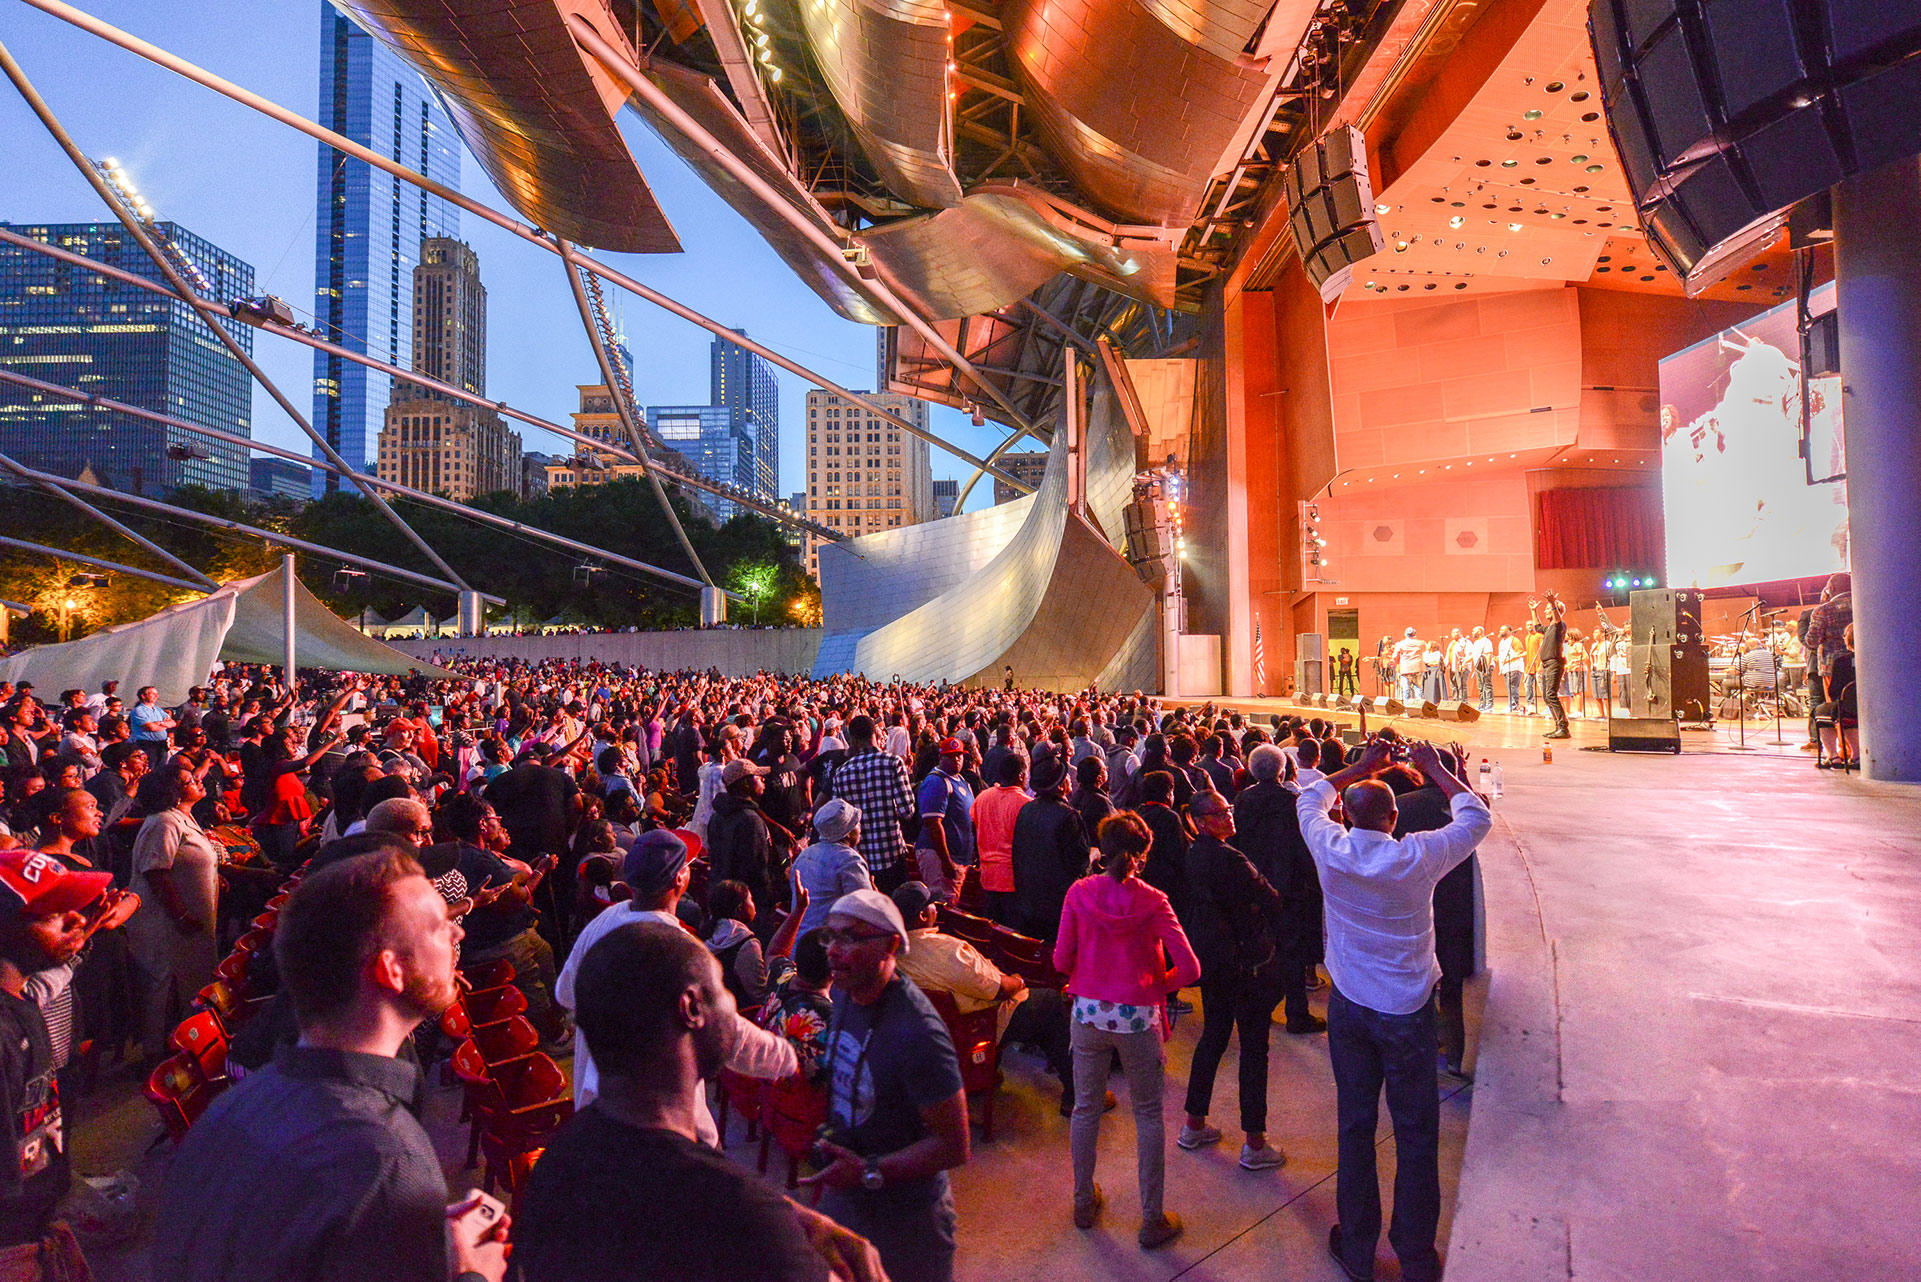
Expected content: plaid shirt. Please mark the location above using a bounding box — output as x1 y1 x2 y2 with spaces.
827 747 915 873
1807 593 1852 680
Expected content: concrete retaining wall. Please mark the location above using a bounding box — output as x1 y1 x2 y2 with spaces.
390 629 823 676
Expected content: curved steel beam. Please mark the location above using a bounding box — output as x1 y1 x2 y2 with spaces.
0 463 503 603
0 535 209 595
0 369 714 596
560 240 711 586
0 449 216 589
953 422 1046 512
0 35 475 596
8 1 1034 496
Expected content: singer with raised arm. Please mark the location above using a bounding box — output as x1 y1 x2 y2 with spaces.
1295 737 1491 1282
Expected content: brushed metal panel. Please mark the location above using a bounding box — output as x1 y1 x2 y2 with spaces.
334 0 681 253
1138 0 1272 62
859 185 1178 317
1001 0 1269 225
624 62 904 325
797 0 964 208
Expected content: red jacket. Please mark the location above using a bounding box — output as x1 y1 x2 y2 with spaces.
1053 873 1201 1018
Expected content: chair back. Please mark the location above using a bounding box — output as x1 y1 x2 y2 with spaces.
440 999 473 1042
143 1054 223 1144
464 958 518 990
923 987 1000 1095
473 1015 541 1065
937 906 997 948
214 952 253 991
232 929 275 957
761 1075 828 1159
169 1010 229 1080
991 927 1069 988
467 985 528 1025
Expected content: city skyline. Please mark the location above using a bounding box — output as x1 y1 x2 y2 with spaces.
0 0 1012 511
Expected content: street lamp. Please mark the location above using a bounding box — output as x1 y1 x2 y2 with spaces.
58 596 77 643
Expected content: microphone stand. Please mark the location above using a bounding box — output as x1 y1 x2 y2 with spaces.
1728 602 1761 752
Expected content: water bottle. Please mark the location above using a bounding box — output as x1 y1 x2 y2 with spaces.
1492 760 1505 798
1479 759 1491 793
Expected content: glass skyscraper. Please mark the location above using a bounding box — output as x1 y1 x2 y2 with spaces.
310 2 459 496
0 221 253 494
648 404 756 520
710 331 778 502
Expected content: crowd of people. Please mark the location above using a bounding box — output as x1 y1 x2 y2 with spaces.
0 655 1493 1282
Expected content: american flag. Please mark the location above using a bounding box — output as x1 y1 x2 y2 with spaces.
1253 619 1266 693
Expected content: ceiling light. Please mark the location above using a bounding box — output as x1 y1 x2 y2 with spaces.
1508 222 1522 231
1375 203 1390 214
1448 216 1464 228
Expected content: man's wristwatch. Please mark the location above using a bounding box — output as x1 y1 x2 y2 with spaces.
861 1161 885 1192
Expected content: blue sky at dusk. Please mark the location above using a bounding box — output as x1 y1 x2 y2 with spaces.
0 0 1011 506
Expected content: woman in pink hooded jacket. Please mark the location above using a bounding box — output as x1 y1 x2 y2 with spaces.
1053 811 1202 1249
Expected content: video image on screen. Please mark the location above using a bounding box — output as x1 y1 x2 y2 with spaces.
1657 283 1848 589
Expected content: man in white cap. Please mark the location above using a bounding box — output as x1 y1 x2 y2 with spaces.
806 889 969 1282
790 800 870 938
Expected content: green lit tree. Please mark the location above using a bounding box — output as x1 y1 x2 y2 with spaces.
729 559 778 625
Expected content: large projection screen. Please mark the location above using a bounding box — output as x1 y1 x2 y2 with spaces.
1657 283 1848 589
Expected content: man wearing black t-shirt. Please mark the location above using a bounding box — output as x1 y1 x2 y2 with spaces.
512 921 883 1282
1529 595 1570 739
806 889 969 1282
0 849 118 1277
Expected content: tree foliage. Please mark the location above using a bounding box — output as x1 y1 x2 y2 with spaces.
0 479 813 644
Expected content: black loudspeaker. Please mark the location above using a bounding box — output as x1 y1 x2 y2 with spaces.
1419 700 1441 719
1282 125 1386 303
1454 702 1481 723
1629 589 1709 720
1608 716 1682 754
1589 0 1921 291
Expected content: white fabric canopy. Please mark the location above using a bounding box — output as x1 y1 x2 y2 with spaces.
0 564 455 704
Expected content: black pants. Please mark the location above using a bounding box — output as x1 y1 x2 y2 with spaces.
1328 986 1442 1282
1002 986 1074 1097
1183 968 1277 1133
1807 670 1826 744
1334 670 1357 696
1539 658 1568 732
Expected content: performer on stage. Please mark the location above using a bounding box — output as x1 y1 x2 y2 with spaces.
1529 596 1570 739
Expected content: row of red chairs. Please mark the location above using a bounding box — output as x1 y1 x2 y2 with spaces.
144 882 300 1141
442 962 573 1202
712 1007 830 1198
935 907 1067 990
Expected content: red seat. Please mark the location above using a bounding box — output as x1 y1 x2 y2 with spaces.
168 1010 230 1082
990 928 1069 989
463 958 517 990
925 988 1004 1141
450 1039 501 1170
214 953 252 991
759 1075 829 1194
232 929 274 957
715 1069 764 1149
250 910 277 932
478 1053 573 1199
143 1054 224 1144
472 1015 541 1066
466 985 528 1026
937 906 998 949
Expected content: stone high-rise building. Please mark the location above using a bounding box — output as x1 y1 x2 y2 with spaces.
802 389 934 578
375 238 518 499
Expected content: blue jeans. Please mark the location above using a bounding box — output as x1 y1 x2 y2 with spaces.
820 1177 956 1282
1328 986 1442 1282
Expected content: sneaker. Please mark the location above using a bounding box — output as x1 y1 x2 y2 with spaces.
1176 1122 1223 1150
1285 1014 1328 1035
1073 1183 1104 1230
1239 1142 1286 1171
1138 1212 1184 1250
1328 1225 1374 1282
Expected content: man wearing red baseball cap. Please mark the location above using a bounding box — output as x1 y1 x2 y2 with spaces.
0 849 122 1277
914 738 975 904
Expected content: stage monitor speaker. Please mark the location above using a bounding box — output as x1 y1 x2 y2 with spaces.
1281 125 1385 302
1608 716 1682 755
1588 0 1921 292
1629 588 1709 720
1419 700 1441 719
1334 695 1354 710
1372 697 1405 716
1454 703 1481 723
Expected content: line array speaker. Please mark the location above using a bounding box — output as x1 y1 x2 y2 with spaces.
1281 125 1386 303
1589 0 1921 291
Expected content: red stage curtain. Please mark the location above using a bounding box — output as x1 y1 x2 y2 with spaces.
1534 486 1663 570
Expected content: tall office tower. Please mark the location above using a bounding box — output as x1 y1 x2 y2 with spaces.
310 2 459 496
711 331 778 501
802 389 933 578
376 239 518 499
992 451 1050 504
933 478 958 518
0 220 253 494
649 404 756 519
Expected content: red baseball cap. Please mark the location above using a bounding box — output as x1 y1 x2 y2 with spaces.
938 737 966 755
0 850 112 921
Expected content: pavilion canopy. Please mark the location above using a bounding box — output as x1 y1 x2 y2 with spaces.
0 564 454 704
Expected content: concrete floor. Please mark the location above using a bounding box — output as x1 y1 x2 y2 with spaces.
69 724 1918 1280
